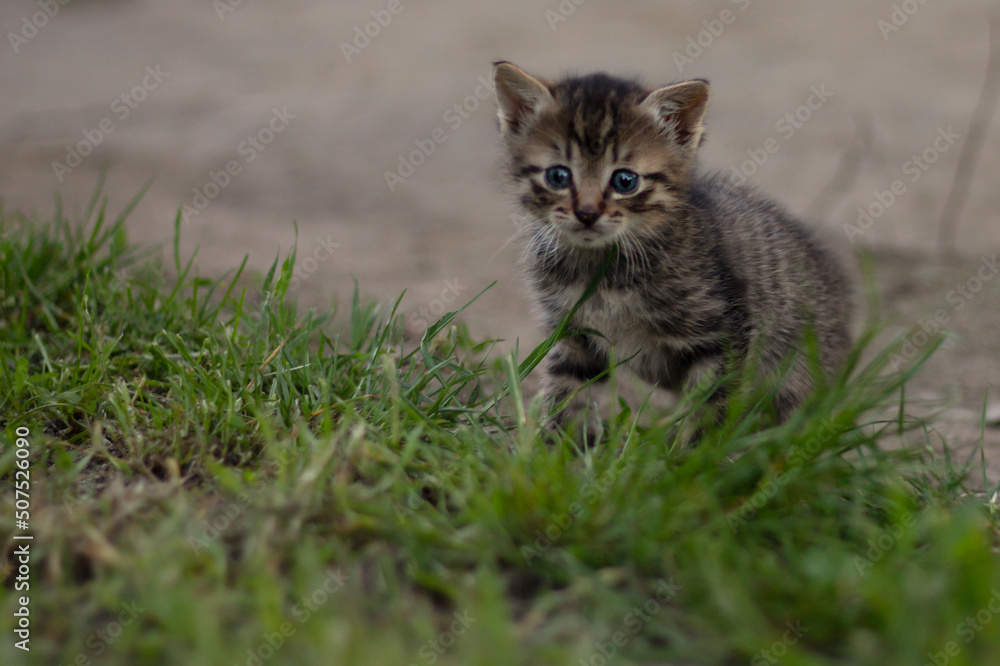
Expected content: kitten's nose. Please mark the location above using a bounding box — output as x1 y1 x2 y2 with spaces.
574 205 601 227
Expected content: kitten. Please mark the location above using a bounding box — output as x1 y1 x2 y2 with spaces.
492 62 852 440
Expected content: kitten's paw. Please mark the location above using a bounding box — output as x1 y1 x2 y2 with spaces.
545 404 604 449
577 412 605 450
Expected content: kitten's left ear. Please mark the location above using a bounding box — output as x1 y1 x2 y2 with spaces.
493 61 554 136
640 79 710 151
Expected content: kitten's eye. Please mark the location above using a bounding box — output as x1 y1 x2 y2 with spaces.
544 166 573 190
610 169 640 195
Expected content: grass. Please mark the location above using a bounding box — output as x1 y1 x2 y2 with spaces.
2 186 1000 665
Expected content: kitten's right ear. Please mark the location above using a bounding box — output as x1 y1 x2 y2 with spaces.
640 79 710 152
492 62 554 136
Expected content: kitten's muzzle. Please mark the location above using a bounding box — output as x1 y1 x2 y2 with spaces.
574 205 602 228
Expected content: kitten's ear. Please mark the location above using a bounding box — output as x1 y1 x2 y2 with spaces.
640 79 710 151
493 62 554 136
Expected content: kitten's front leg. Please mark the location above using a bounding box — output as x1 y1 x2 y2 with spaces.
682 354 726 397
676 354 729 443
541 335 609 447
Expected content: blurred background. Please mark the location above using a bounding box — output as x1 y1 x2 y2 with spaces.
2 0 998 464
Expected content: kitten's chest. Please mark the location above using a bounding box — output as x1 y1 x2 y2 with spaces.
541 284 652 355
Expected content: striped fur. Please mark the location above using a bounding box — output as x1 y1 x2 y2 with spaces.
493 62 852 440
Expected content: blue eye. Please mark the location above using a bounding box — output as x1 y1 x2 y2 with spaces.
610 169 640 194
544 166 572 189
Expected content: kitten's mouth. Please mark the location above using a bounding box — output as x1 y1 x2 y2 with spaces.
565 226 617 248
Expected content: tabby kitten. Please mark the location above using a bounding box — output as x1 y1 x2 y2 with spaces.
492 62 851 440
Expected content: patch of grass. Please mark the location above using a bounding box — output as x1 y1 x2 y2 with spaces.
2 188 1000 665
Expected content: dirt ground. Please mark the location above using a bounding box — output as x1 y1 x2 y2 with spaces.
2 0 998 478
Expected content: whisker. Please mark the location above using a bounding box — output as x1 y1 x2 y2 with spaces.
492 216 550 263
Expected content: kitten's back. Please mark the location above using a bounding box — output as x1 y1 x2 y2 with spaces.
689 172 852 377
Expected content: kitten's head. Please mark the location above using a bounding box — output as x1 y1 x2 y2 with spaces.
493 62 709 250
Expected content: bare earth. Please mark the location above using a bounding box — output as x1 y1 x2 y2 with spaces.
2 0 998 478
